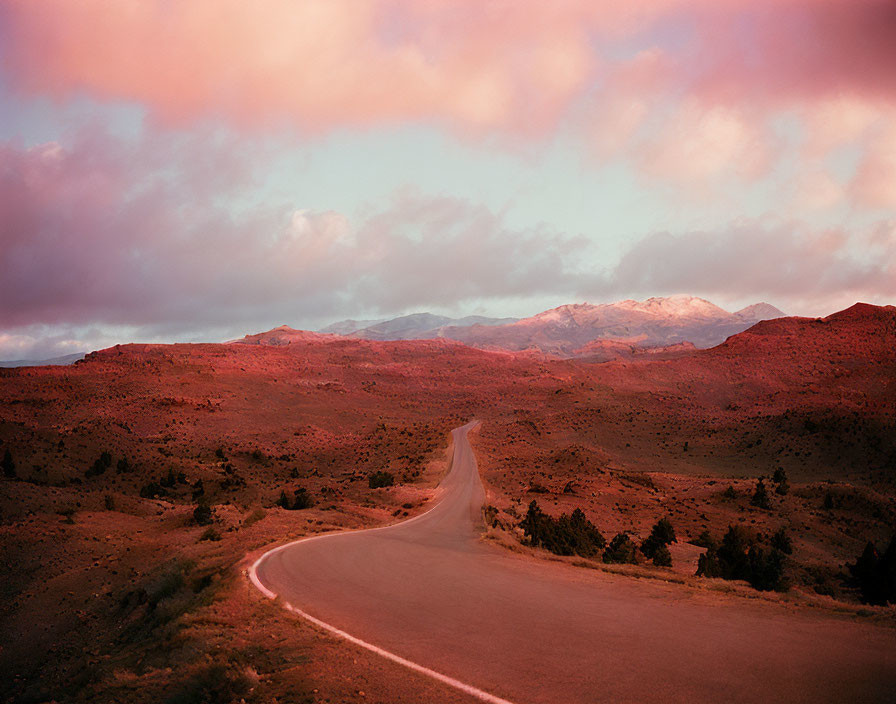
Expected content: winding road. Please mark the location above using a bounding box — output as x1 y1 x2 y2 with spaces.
251 422 896 703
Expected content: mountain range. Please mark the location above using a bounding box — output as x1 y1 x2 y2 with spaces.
319 313 518 339
310 296 785 356
0 352 86 368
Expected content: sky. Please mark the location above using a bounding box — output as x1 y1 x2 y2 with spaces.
1 0 894 359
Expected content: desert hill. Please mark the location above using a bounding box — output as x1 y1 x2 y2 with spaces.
1 302 894 703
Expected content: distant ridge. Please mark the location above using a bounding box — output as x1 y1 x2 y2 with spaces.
0 352 86 368
232 326 334 346
443 295 786 355
260 296 788 356
320 312 518 341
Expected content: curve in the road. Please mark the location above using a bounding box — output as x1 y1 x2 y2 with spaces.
250 421 515 703
250 422 896 704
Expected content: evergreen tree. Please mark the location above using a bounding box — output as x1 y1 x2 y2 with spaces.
652 543 673 567
603 533 638 564
751 478 771 509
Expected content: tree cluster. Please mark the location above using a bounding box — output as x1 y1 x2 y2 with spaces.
521 501 606 558
276 487 314 510
641 518 676 566
697 525 788 591
849 535 896 605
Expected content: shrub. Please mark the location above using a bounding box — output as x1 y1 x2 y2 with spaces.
693 530 717 550
823 492 838 510
603 533 638 564
116 457 131 473
275 490 290 509
165 662 250 704
161 468 185 488
86 451 113 478
641 517 676 558
652 543 673 567
191 478 205 501
520 501 605 558
746 545 787 591
2 449 16 478
751 478 771 509
772 468 790 495
193 502 214 526
722 486 737 500
770 528 793 555
140 481 167 499
199 526 221 542
369 471 395 489
849 535 896 605
291 487 313 510
104 494 116 511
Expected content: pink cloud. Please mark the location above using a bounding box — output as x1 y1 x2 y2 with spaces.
594 218 896 311
0 130 589 330
849 124 896 209
3 1 894 135
0 1 597 136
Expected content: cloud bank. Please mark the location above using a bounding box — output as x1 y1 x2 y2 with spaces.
2 130 892 357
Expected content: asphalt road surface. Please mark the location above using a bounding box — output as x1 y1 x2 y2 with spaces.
253 422 896 703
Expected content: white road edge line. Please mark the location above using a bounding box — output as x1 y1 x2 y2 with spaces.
247 423 518 704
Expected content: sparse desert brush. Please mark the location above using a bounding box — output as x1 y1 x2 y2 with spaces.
483 504 500 528
165 660 252 704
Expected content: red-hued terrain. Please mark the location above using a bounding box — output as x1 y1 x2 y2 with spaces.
1 304 895 703
254 424 896 704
